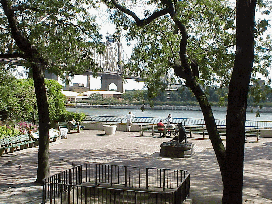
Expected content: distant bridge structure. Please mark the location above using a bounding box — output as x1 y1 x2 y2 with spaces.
0 34 140 93
82 34 140 93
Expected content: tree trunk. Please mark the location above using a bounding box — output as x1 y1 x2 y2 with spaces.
223 0 256 203
32 63 50 183
186 81 227 175
1 0 51 183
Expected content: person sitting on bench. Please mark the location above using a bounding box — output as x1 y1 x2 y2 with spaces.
157 120 166 137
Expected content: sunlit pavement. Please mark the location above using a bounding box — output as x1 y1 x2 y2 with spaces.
0 130 271 204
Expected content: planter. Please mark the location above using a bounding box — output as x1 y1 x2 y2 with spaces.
160 142 194 158
103 125 117 135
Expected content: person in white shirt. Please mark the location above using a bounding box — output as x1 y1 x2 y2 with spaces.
166 114 173 127
126 111 134 131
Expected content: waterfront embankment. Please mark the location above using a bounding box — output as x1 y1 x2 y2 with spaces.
70 103 272 113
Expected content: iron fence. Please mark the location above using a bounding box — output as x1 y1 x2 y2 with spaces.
43 163 190 204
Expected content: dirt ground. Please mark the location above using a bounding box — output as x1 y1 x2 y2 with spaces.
0 130 271 204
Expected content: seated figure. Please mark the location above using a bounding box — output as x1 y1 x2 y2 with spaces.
157 120 166 137
67 118 78 133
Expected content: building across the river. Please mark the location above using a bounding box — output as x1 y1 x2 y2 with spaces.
62 90 123 103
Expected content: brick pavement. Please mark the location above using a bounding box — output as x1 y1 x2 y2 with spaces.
0 130 271 203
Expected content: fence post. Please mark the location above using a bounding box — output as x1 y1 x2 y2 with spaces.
99 164 101 183
138 168 141 188
175 170 178 188
101 164 104 182
146 168 149 189
85 186 88 204
95 164 98 185
110 165 113 186
68 169 72 204
80 165 83 184
159 169 162 188
42 178 47 204
49 177 53 203
163 169 166 191
118 165 120 184
85 163 88 183
125 166 128 187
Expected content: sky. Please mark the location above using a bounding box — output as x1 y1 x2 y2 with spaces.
68 3 147 91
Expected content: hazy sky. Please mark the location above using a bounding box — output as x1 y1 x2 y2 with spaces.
69 3 146 91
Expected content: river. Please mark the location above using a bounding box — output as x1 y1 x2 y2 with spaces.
67 106 272 122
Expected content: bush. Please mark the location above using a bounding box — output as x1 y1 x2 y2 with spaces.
0 125 20 139
59 111 86 122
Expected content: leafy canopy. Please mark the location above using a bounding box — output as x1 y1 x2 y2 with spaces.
0 67 83 125
105 0 271 99
0 0 104 78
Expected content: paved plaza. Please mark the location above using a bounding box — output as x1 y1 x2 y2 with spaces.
0 130 271 203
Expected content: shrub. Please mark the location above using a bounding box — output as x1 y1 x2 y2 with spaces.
0 125 20 139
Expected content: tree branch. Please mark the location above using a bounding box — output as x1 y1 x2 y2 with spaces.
111 0 170 27
164 1 227 170
0 52 25 58
1 0 46 66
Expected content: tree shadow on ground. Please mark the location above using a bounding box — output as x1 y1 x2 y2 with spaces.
0 148 43 204
243 142 272 202
0 132 271 204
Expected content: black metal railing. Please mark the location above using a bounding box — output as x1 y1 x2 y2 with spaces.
43 163 190 204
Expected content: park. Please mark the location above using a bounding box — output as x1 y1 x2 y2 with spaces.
1 0 272 203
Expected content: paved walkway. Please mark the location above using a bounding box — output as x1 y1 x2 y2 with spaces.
0 130 271 204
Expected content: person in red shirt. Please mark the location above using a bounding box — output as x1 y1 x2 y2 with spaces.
157 119 166 137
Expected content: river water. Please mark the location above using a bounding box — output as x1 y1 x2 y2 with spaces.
67 106 272 122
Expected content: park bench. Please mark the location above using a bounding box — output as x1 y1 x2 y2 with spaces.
185 125 208 139
0 128 63 156
245 128 259 142
58 121 81 133
0 134 37 155
140 124 178 137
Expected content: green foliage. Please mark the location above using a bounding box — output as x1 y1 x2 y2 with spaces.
0 69 81 125
84 93 122 105
122 90 147 103
45 79 67 124
0 0 104 79
107 0 271 100
59 111 86 122
248 78 272 104
0 125 20 139
0 68 37 122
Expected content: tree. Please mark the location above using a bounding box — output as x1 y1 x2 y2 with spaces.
104 0 271 203
0 69 76 125
0 0 103 183
45 79 67 125
0 68 37 122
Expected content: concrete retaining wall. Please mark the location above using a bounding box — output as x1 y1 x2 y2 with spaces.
82 121 146 132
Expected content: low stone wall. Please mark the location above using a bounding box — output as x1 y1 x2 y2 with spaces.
82 121 146 132
259 129 272 138
81 121 107 130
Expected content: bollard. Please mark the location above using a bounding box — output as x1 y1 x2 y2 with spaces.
140 125 143 136
77 122 80 133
